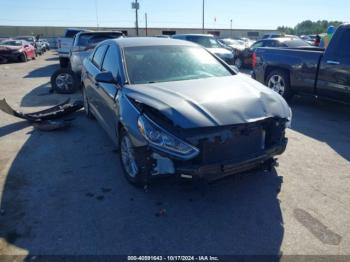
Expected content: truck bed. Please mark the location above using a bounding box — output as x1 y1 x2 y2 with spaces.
254 47 324 93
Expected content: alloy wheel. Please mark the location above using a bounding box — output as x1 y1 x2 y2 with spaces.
268 75 285 95
55 73 73 92
121 135 139 178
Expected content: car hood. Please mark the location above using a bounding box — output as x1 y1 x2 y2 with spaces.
0 45 21 51
123 74 291 129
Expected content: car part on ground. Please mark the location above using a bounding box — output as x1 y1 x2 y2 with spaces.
32 120 71 131
50 68 79 94
0 98 83 131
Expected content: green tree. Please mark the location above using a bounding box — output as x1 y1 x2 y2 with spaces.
277 20 343 35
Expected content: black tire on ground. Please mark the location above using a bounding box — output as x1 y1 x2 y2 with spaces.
266 69 293 100
51 68 79 94
32 52 36 60
19 53 27 62
119 129 151 187
82 87 94 119
59 57 69 68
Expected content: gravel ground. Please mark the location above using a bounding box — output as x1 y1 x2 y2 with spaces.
0 51 350 258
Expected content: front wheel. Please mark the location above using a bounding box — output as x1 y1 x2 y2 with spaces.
19 53 27 62
51 68 78 94
119 130 150 186
82 87 94 119
266 70 293 100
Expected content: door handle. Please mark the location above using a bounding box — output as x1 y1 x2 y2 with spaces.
326 60 340 65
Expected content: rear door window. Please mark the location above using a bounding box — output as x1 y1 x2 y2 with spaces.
92 45 108 69
334 29 350 57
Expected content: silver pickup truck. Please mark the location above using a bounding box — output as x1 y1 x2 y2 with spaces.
52 31 123 94
57 28 87 68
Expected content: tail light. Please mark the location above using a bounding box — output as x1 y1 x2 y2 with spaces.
252 52 257 68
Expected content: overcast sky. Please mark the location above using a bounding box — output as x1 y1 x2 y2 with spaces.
0 0 349 29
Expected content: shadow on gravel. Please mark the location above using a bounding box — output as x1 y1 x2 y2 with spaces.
0 112 284 256
290 96 350 161
20 82 82 108
24 64 59 78
0 121 30 138
45 57 59 62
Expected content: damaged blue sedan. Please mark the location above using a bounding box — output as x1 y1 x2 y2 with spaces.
81 37 292 186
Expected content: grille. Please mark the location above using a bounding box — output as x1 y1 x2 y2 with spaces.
201 125 264 164
188 118 285 166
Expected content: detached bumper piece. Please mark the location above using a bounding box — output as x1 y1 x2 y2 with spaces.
0 98 83 131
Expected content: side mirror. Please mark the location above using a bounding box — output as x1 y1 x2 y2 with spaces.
95 71 118 85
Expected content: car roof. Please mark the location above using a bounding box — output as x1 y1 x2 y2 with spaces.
77 31 123 36
112 37 199 48
173 34 214 37
262 37 300 42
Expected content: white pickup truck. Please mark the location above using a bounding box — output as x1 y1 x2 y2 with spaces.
57 28 87 68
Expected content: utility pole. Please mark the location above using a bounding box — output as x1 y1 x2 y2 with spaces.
202 0 205 33
145 13 148 36
132 0 140 36
230 19 233 38
95 0 99 29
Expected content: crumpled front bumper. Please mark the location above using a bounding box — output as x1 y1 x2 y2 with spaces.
175 140 287 180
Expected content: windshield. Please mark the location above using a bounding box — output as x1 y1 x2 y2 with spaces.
16 37 33 42
78 33 122 47
285 39 310 47
0 40 22 46
124 45 232 85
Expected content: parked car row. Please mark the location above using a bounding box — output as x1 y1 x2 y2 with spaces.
0 36 50 64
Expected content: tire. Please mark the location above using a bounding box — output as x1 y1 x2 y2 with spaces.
59 57 69 68
51 68 79 94
82 87 94 119
266 70 293 100
119 129 151 187
19 53 27 63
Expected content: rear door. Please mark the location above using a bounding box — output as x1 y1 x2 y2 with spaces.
85 44 108 117
317 27 350 103
95 44 121 139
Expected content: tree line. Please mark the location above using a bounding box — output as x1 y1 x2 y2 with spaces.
277 20 343 35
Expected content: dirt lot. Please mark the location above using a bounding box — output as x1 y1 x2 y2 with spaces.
0 51 350 257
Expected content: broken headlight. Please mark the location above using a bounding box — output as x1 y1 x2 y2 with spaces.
137 115 199 160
